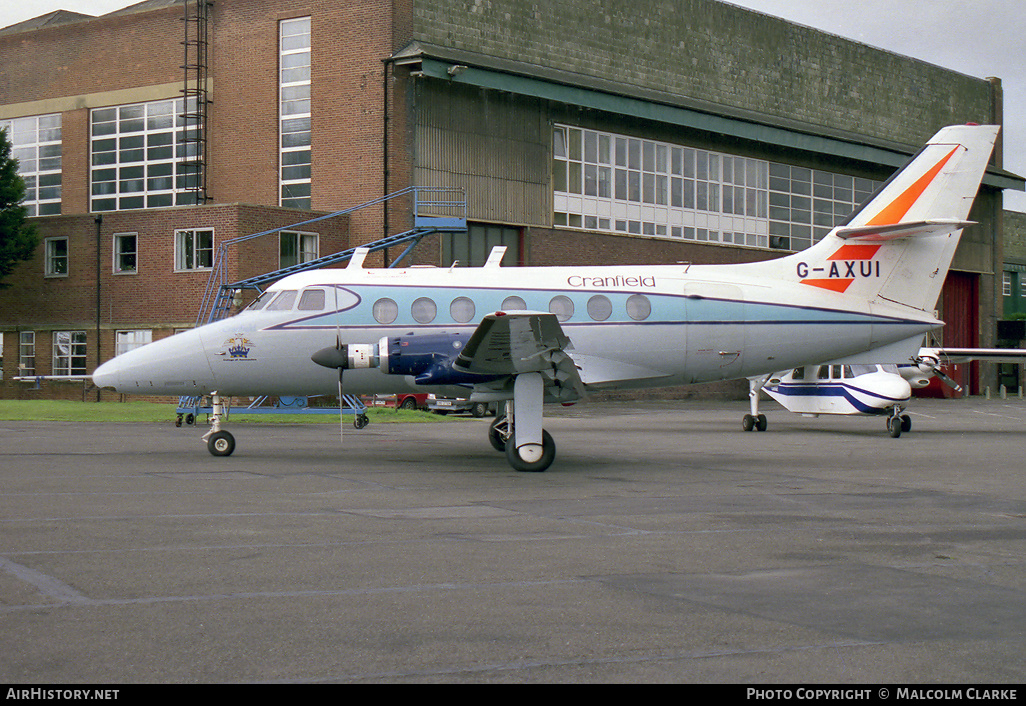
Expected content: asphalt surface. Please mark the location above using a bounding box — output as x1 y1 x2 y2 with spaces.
1 398 1025 683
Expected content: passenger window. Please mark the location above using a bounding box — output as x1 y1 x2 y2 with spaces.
502 296 527 311
450 296 476 323
297 289 326 311
266 290 298 310
626 294 651 321
587 295 612 321
792 367 805 379
549 295 574 322
817 366 830 380
373 298 398 324
412 297 437 324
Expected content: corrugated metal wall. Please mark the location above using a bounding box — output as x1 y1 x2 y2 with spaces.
413 80 550 226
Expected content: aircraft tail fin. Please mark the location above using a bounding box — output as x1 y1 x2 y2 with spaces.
775 124 999 313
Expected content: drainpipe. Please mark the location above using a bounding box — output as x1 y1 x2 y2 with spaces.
94 213 102 402
382 56 392 266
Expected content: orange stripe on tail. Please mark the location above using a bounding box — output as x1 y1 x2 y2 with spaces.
866 146 959 226
800 278 853 293
828 243 882 260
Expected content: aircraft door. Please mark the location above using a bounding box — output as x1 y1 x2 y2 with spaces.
683 282 746 381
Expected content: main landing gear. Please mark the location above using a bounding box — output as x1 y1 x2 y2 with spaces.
487 373 557 472
887 406 912 438
742 375 770 432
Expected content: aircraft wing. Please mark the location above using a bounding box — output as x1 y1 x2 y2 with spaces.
455 311 586 402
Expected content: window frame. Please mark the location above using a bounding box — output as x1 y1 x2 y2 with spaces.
115 329 152 356
44 237 69 277
279 230 318 268
52 330 87 376
279 17 312 210
552 123 878 252
19 331 35 376
89 98 201 212
0 114 62 216
174 228 214 272
113 232 139 274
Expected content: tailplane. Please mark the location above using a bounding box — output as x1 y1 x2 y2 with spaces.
772 124 1000 313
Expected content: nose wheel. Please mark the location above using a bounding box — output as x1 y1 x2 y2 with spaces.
887 408 912 437
206 430 236 456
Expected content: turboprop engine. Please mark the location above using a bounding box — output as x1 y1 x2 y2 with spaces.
311 332 497 386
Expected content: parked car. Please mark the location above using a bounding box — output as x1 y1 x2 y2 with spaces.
427 394 495 417
363 393 429 411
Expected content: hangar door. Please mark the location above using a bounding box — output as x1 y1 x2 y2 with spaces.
920 272 979 397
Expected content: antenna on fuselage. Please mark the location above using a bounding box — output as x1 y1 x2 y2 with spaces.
347 247 369 269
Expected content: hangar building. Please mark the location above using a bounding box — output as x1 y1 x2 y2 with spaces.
0 0 1022 399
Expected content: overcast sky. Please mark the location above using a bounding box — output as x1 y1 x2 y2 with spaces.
3 0 1024 211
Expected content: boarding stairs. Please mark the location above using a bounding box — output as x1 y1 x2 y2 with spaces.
176 187 467 421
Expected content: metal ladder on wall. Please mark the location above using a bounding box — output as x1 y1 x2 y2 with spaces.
176 187 467 421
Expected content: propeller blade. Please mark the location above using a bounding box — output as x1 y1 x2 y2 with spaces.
935 369 963 393
338 369 344 445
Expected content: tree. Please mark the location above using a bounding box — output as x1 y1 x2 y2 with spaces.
0 127 39 289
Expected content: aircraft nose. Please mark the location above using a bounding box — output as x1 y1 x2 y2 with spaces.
91 358 120 390
876 372 913 402
91 328 216 395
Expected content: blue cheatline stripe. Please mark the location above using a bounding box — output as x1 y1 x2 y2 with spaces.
775 382 907 414
260 284 923 331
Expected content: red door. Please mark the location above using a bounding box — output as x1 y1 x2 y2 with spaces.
918 272 978 397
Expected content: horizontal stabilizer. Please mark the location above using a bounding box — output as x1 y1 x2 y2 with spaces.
823 335 926 366
920 347 1026 365
834 219 974 241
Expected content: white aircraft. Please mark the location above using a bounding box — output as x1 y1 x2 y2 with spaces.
748 346 1026 437
92 124 999 471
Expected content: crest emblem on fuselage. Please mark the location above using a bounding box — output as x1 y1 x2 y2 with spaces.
221 334 255 361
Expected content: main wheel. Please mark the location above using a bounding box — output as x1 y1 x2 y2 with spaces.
207 430 236 456
505 430 556 472
488 417 508 452
755 414 768 432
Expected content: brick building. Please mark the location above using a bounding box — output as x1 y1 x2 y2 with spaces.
0 0 1022 398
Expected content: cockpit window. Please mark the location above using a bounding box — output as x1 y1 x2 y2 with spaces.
266 290 298 310
297 289 326 311
246 290 277 311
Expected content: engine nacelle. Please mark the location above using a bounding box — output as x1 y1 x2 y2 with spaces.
313 332 497 386
382 332 492 385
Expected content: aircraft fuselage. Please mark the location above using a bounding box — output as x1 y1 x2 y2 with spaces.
94 262 938 400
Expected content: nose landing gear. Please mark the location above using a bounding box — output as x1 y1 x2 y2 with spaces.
887 406 912 438
200 393 236 456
